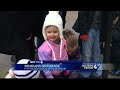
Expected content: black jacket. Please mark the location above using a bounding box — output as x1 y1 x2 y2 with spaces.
73 11 117 42
72 11 96 35
110 11 120 63
0 11 48 55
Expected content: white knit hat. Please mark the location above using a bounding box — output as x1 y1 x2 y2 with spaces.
13 59 40 78
42 11 63 40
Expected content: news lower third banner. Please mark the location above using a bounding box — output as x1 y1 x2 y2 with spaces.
13 60 113 72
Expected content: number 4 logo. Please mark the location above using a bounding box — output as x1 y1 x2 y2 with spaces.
94 63 101 69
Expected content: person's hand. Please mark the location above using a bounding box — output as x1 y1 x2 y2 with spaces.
80 35 88 40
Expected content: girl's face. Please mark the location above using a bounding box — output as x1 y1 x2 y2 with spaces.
46 26 60 43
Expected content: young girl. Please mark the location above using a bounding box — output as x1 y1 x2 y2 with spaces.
63 29 81 59
38 11 69 79
63 29 82 78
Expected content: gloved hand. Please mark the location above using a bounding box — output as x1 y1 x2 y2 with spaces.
80 35 88 40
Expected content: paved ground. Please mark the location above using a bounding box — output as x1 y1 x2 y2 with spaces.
0 11 120 78
0 54 13 78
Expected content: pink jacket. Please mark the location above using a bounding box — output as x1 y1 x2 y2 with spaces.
38 39 69 78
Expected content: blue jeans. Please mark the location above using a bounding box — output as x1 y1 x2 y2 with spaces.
80 28 103 78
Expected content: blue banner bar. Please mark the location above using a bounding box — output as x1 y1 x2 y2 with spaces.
13 60 102 72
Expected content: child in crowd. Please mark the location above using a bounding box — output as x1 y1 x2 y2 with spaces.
5 29 81 79
38 11 70 79
63 29 82 78
63 29 81 59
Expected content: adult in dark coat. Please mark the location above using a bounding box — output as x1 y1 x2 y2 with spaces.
72 11 117 78
72 11 103 78
110 11 120 75
0 11 47 63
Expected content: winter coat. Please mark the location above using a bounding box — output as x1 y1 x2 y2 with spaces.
110 12 120 63
72 11 96 35
0 11 47 56
38 39 68 78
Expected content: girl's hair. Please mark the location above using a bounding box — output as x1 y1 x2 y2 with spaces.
63 29 78 51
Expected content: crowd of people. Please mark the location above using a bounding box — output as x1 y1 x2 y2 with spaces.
0 11 119 79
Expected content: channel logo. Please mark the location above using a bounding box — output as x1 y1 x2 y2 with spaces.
80 62 101 71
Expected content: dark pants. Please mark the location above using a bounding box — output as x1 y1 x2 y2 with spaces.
14 36 35 63
37 36 44 49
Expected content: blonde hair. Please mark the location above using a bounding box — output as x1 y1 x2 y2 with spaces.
63 29 78 51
